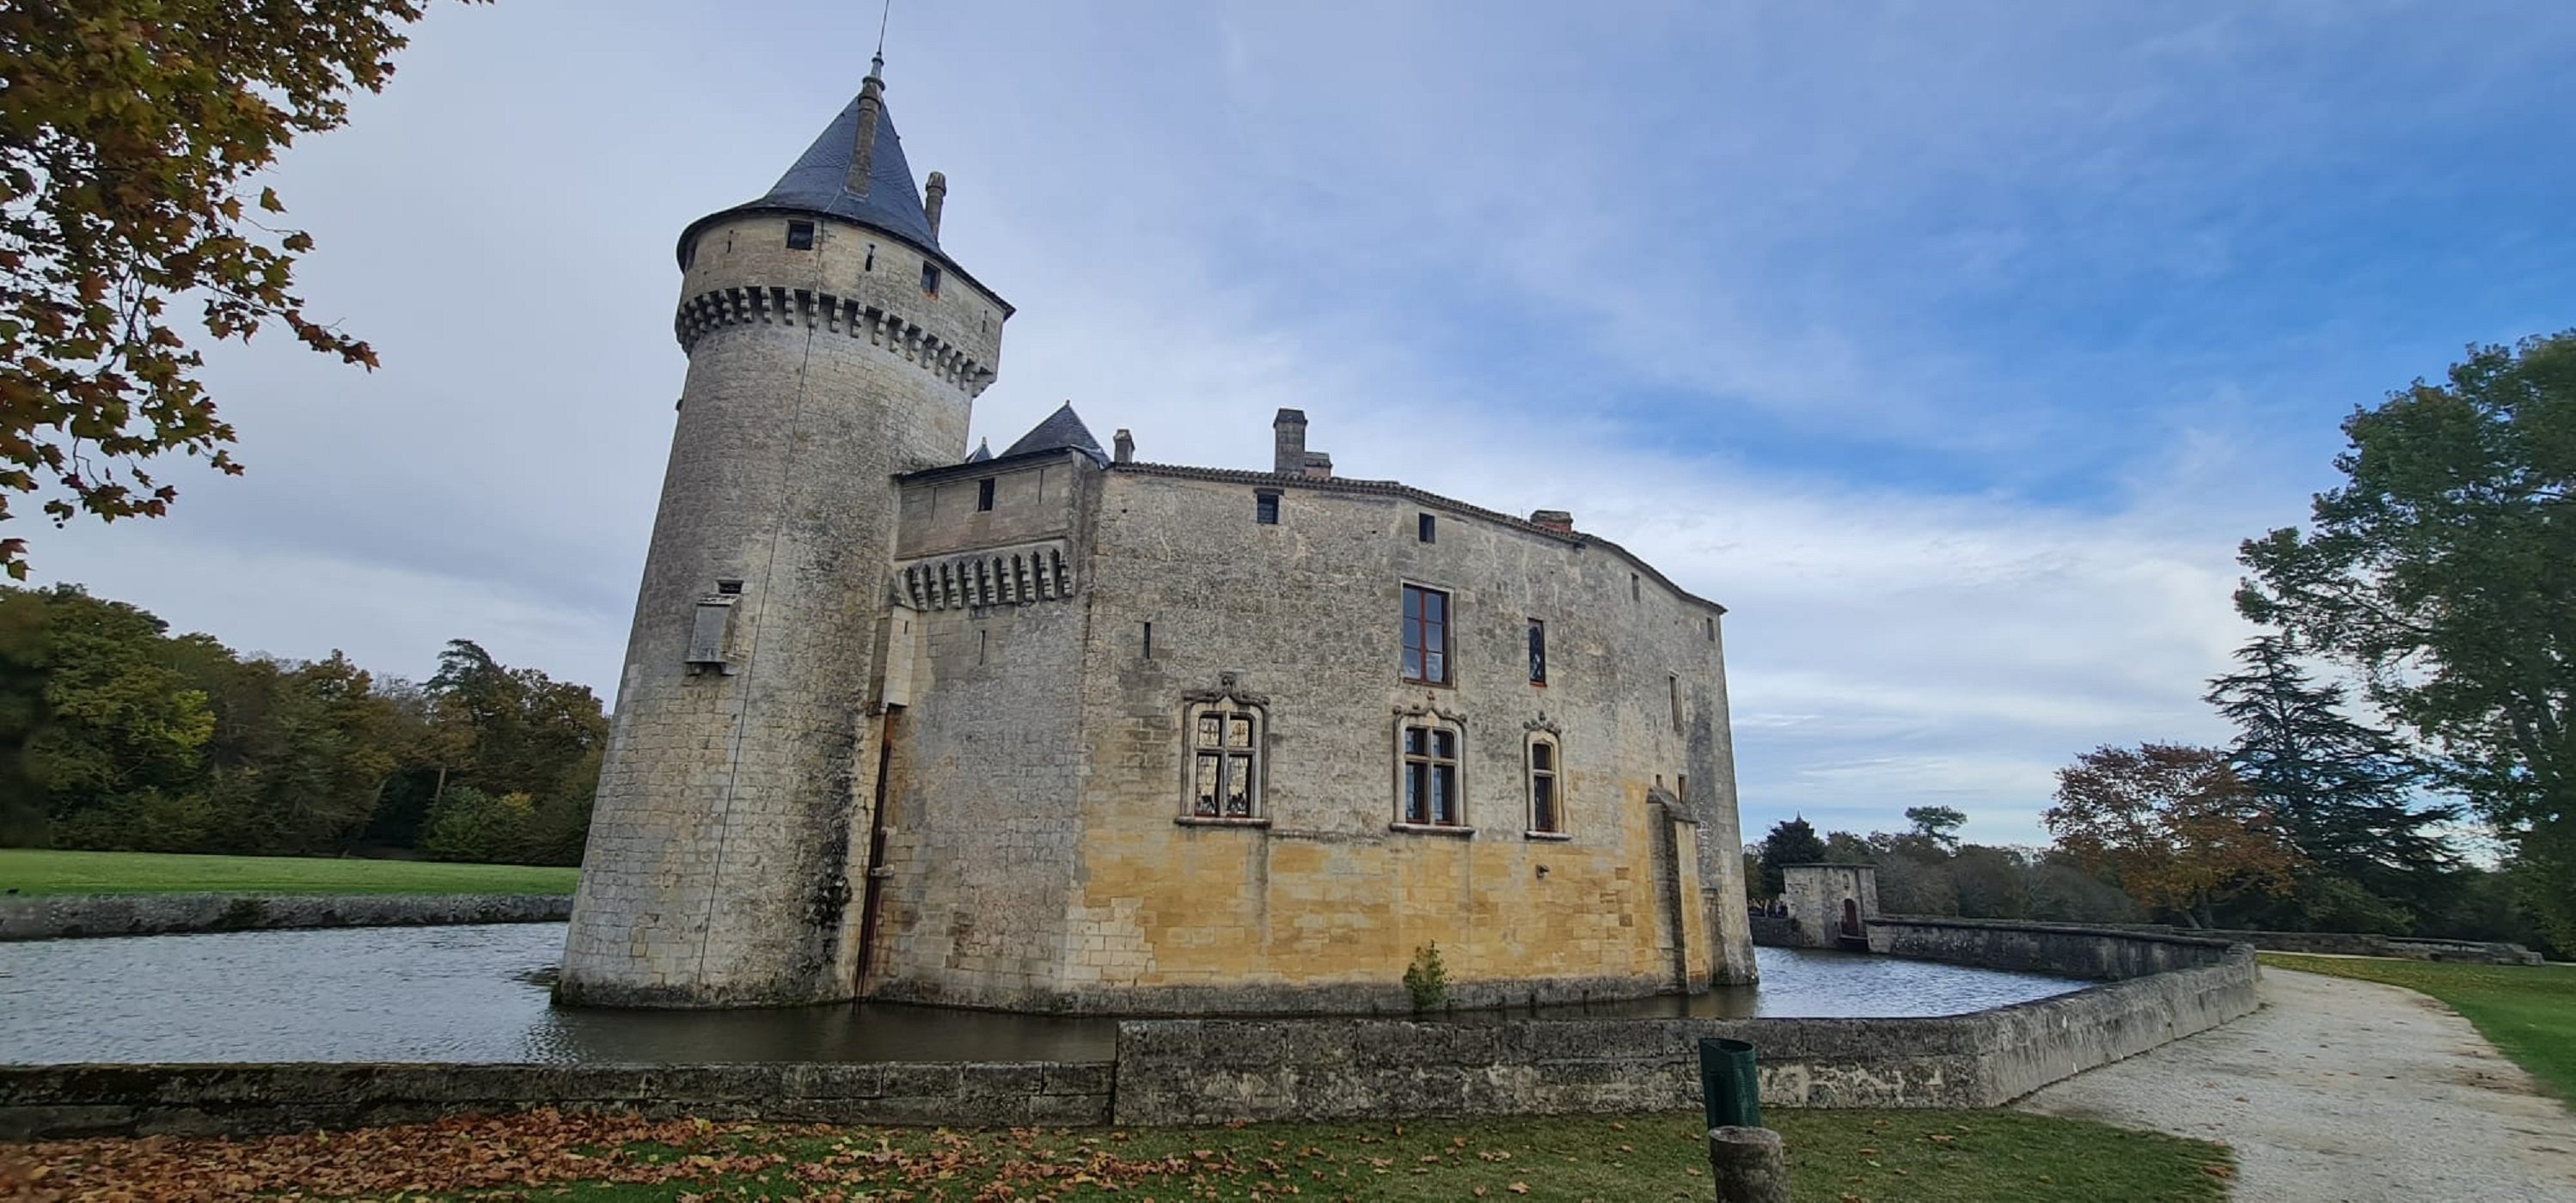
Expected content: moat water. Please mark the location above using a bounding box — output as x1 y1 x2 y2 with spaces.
0 923 2083 1066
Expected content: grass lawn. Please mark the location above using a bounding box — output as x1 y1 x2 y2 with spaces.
2263 952 2576 1108
20 1107 2235 1201
0 847 577 897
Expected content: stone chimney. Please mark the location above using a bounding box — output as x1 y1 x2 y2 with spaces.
1302 451 1333 480
1272 409 1308 474
1531 510 1574 533
1112 428 1135 464
923 170 947 239
847 56 887 196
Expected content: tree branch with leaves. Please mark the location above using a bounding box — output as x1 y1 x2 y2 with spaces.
0 0 480 576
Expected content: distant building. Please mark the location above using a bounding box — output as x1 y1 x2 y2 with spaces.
559 59 1758 1012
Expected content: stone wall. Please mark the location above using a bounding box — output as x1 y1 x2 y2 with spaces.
1042 466 1754 1012
0 1062 1108 1141
1780 864 1877 949
2101 925 2544 966
1110 924 2256 1124
0 923 2261 1139
0 894 570 943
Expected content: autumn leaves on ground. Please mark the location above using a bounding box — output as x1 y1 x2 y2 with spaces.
5 1108 2230 1202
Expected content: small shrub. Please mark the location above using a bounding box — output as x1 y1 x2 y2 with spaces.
1403 941 1449 1012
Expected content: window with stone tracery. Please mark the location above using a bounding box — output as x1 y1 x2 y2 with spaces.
1185 699 1263 820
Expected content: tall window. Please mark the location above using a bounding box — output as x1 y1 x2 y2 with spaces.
976 478 995 511
1402 584 1449 685
1186 699 1263 819
1527 619 1547 685
921 262 942 295
1669 674 1684 731
1527 734 1563 835
1256 490 1281 525
1400 721 1462 826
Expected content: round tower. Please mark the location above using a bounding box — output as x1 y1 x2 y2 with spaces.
560 59 1011 1007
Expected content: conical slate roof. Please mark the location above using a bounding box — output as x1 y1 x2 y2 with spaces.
964 437 993 463
678 76 943 260
1001 403 1107 461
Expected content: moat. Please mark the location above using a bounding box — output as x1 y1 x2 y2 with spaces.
0 923 2084 1066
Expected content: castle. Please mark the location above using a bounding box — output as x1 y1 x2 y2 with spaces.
558 60 1759 1012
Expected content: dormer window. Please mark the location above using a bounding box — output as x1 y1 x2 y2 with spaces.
786 220 815 250
921 263 942 295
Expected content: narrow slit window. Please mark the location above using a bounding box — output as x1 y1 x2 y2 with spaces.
1256 490 1280 525
1417 513 1436 543
976 478 995 511
1142 621 1153 659
1705 615 1716 640
1669 674 1683 731
864 244 876 272
786 220 816 250
1527 619 1547 684
1631 573 1642 602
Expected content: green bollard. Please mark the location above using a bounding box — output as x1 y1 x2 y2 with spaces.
1698 1037 1761 1130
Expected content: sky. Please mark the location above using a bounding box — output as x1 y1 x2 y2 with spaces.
24 1 2576 846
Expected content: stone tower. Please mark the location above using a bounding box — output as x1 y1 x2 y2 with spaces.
560 58 1010 1007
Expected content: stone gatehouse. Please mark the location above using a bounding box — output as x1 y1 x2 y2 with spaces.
559 58 1757 1012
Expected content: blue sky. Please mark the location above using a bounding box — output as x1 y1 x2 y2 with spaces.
26 1 2575 846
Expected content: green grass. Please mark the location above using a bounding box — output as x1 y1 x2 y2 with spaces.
0 847 577 896
2263 952 2576 1108
35 1108 2235 1201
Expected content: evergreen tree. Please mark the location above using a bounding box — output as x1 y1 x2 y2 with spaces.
2205 634 2457 927
1755 816 1826 897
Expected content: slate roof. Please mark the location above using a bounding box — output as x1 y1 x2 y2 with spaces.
1000 403 1108 462
676 69 1017 317
964 438 993 463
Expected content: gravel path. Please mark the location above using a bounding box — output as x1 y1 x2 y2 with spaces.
2019 966 2576 1201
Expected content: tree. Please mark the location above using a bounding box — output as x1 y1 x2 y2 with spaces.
2204 633 2457 929
2236 333 2576 945
1755 816 1826 896
2043 743 2301 928
1903 805 1966 850
0 0 477 575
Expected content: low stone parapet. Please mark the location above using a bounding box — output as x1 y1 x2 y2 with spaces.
0 894 572 942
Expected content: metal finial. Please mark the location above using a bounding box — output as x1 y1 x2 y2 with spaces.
873 0 894 69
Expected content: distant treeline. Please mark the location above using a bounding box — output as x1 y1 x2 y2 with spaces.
0 584 606 866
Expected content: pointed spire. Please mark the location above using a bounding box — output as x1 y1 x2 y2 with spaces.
847 55 887 197
964 437 992 464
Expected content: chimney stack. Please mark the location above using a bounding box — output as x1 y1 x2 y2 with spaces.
846 57 887 196
1272 409 1308 475
1302 452 1333 480
1531 510 1574 534
1112 428 1135 463
923 170 947 239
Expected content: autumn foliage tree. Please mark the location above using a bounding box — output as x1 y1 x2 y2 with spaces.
0 0 477 575
2044 742 2301 928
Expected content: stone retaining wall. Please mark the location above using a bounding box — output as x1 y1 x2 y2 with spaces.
0 1061 1111 1140
0 894 572 943
1111 928 2255 1124
0 920 2261 1139
2102 924 2544 966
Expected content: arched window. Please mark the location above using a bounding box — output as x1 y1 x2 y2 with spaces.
1526 732 1565 837
1183 696 1264 821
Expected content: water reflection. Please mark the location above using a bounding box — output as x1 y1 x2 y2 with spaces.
0 924 2080 1066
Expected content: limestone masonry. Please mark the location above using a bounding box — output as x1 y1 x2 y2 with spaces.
557 59 1758 1011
